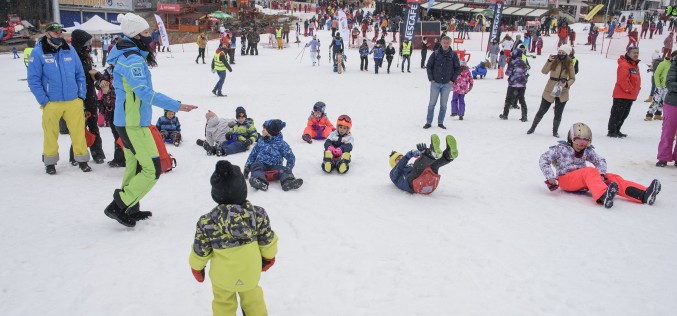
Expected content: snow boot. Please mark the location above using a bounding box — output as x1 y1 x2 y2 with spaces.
643 179 661 205
79 162 92 172
644 114 653 121
644 95 653 102
430 134 442 159
249 177 269 191
499 114 508 120
281 177 303 191
108 160 125 168
214 141 225 156
172 133 181 147
337 152 351 174
444 135 459 160
196 139 204 146
527 115 543 134
45 164 56 175
127 202 153 221
552 120 561 138
656 160 668 167
322 150 334 173
203 142 216 156
104 199 136 228
654 114 663 120
597 182 619 209
302 134 312 144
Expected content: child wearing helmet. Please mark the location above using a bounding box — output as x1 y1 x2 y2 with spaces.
389 134 458 194
539 122 661 208
322 115 354 173
156 110 182 146
302 101 335 143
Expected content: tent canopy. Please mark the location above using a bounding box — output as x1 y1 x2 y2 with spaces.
64 15 122 35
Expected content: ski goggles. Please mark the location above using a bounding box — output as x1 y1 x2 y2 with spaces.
45 23 64 32
337 114 352 128
572 137 590 146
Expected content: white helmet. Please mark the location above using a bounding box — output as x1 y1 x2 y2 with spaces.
568 122 592 144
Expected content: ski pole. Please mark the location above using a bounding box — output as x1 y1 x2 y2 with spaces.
300 45 306 63
295 46 305 59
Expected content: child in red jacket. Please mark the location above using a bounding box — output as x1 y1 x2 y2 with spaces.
302 101 335 143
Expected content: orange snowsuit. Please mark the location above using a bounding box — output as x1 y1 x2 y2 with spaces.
303 114 335 139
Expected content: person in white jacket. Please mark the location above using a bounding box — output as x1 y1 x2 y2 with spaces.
196 110 235 156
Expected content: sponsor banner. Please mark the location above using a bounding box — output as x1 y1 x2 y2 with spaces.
154 14 170 47
402 0 421 42
488 0 503 49
157 3 181 12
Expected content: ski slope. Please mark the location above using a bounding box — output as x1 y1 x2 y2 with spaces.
0 20 676 316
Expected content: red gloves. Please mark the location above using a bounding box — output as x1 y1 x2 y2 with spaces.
192 268 205 282
262 257 276 272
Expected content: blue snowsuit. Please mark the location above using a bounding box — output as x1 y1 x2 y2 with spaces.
245 134 296 182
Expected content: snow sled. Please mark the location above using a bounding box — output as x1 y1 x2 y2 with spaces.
264 170 279 182
411 167 441 195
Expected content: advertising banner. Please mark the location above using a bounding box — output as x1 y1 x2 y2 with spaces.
402 0 421 42
59 0 133 11
154 14 170 48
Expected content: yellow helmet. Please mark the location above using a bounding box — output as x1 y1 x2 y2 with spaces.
389 151 403 169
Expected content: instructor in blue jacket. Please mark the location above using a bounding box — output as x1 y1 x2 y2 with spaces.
103 13 198 227
28 22 91 175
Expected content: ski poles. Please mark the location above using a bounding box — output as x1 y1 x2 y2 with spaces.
295 46 306 59
299 45 307 63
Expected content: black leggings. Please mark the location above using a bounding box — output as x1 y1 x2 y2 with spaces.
534 97 567 121
406 155 451 185
196 48 205 61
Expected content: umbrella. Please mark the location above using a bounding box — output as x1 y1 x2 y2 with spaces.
208 11 233 20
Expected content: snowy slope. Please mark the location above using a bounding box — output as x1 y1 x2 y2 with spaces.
1 21 676 316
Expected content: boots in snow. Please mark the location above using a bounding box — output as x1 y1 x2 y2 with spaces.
249 177 269 191
104 197 135 227
643 179 661 205
127 202 153 221
597 182 619 209
337 152 351 174
281 177 303 191
46 164 56 175
302 134 312 144
552 120 561 138
430 134 442 159
322 150 333 173
79 162 92 172
527 115 543 134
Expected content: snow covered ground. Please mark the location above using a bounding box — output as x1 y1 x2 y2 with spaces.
1 20 676 316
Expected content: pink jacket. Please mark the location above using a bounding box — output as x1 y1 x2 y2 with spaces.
452 68 474 94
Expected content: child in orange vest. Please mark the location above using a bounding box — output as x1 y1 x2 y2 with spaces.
302 101 335 143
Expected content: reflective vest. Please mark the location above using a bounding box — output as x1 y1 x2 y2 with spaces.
23 47 33 67
402 42 411 55
276 29 282 38
213 50 227 71
521 54 527 62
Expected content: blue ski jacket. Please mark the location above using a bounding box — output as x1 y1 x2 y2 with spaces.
389 156 414 193
245 134 296 170
156 115 181 132
27 37 86 106
106 37 180 127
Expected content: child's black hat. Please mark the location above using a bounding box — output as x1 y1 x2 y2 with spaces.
236 106 247 118
211 160 247 205
263 119 285 136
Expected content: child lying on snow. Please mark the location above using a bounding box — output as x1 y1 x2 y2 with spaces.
389 134 458 194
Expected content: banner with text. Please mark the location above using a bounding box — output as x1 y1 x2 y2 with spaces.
401 0 421 42
154 14 170 48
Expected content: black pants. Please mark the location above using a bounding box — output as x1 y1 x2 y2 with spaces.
102 49 108 67
247 43 258 55
360 56 368 70
401 54 410 71
608 98 634 133
421 50 427 68
503 87 527 117
228 48 235 63
70 109 105 162
386 57 393 72
535 97 567 121
405 155 451 185
196 48 205 62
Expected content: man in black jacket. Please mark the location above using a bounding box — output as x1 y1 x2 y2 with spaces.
424 36 461 129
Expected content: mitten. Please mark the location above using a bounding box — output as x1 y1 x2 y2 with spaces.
191 268 205 282
327 145 336 152
332 147 343 157
545 180 559 191
262 257 276 272
243 166 250 179
416 143 428 154
405 150 421 159
225 132 234 140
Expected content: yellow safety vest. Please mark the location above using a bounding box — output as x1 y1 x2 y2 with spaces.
213 50 227 71
276 29 282 38
23 47 33 67
402 42 411 55
522 54 527 62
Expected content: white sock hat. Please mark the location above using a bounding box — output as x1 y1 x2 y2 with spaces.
117 13 150 38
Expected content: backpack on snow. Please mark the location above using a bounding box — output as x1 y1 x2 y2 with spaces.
115 125 177 173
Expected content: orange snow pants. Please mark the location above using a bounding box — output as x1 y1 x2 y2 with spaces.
303 126 332 139
558 167 645 203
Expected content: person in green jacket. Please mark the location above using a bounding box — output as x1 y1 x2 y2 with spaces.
190 160 278 316
646 50 677 120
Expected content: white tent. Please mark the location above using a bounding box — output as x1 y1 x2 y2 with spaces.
64 15 122 35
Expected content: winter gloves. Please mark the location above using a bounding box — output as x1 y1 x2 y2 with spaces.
545 179 559 191
191 268 205 282
262 257 276 272
327 145 343 157
226 132 234 140
405 150 421 159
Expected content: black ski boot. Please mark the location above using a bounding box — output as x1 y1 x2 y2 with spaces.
79 162 92 172
281 177 303 191
108 160 125 168
203 142 216 156
127 202 153 221
643 179 661 205
196 139 205 146
249 177 269 191
597 182 619 209
46 164 56 175
104 200 136 227
527 115 543 134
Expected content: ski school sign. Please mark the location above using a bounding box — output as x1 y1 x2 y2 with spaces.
403 0 421 42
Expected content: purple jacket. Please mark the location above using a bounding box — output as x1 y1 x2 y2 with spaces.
539 141 607 179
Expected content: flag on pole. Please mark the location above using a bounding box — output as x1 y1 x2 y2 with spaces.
154 14 170 48
426 0 435 14
338 9 349 43
402 0 421 42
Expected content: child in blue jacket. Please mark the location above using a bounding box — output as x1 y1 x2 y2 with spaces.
389 134 458 194
156 110 182 146
370 43 385 74
244 119 303 192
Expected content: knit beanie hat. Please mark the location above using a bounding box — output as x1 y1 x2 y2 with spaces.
263 119 285 136
117 13 150 38
389 151 403 169
236 106 247 118
70 29 93 51
211 160 247 205
558 44 572 55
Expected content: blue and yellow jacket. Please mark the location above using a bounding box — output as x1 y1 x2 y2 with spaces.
106 38 180 127
27 37 86 106
231 118 259 145
245 134 296 170
389 155 414 193
189 202 278 292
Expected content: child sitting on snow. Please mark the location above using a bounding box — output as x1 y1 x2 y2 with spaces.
471 60 488 79
196 110 235 156
220 106 259 156
244 119 303 191
322 115 354 173
302 101 335 143
389 134 458 194
539 122 661 208
189 160 278 316
156 110 182 146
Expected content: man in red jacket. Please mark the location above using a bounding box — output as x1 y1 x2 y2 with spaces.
608 46 641 138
